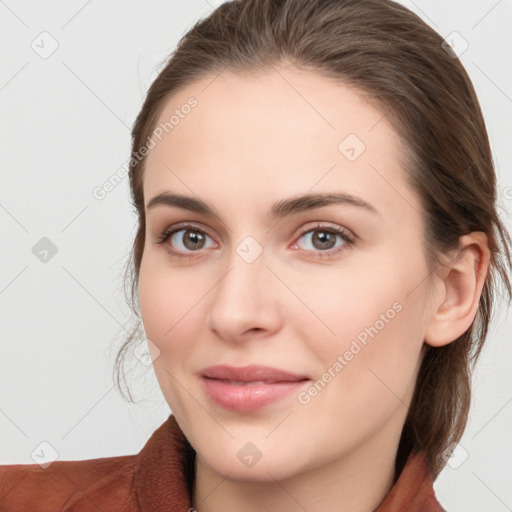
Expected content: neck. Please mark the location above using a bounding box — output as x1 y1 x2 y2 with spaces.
191 423 401 512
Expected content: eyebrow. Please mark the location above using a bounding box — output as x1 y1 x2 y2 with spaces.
146 191 379 220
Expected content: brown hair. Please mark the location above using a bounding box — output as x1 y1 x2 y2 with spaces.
114 0 512 479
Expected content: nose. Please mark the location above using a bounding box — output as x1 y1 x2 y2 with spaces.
205 246 282 343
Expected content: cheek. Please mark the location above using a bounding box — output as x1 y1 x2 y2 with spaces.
293 262 406 351
138 259 169 344
137 257 205 415
138 249 204 339
298 305 424 451
138 255 199 366
297 248 428 408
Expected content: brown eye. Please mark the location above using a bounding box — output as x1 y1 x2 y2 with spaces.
310 230 338 250
156 223 217 259
176 230 207 251
292 223 355 259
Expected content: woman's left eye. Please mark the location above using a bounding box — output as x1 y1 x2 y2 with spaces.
155 222 355 260
291 223 355 258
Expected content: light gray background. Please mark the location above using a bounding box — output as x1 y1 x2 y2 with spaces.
1 1 511 511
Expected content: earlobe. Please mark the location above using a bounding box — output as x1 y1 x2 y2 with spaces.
424 232 490 347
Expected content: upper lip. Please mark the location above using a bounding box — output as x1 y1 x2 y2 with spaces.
201 364 309 383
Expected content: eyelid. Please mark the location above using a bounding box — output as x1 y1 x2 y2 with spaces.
292 221 354 240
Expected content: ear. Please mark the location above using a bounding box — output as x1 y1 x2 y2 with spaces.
424 232 491 347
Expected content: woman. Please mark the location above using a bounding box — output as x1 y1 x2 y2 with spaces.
1 0 510 510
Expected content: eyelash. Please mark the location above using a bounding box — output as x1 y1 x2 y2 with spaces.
155 222 356 260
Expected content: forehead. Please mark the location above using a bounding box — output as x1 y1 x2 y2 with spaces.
142 65 418 220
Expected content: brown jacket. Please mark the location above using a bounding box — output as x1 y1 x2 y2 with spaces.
0 414 445 511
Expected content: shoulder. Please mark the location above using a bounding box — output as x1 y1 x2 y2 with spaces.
0 454 138 512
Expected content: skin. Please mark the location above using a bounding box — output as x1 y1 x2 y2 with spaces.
137 63 490 512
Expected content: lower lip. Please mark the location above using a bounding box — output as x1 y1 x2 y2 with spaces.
202 377 310 411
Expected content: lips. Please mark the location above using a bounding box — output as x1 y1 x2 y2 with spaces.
201 364 309 383
200 364 310 411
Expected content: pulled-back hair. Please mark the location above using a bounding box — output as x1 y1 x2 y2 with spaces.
114 0 512 479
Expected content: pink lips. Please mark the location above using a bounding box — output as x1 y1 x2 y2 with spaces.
200 364 310 411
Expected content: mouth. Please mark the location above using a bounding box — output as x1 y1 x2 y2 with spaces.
200 364 311 411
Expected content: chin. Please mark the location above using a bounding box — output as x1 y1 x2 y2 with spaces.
204 452 300 483
192 432 315 484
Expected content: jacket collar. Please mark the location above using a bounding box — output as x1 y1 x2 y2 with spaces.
133 414 444 511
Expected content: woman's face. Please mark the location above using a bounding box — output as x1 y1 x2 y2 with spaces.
138 64 437 481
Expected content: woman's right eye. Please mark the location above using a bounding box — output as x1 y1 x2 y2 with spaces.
156 224 217 259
